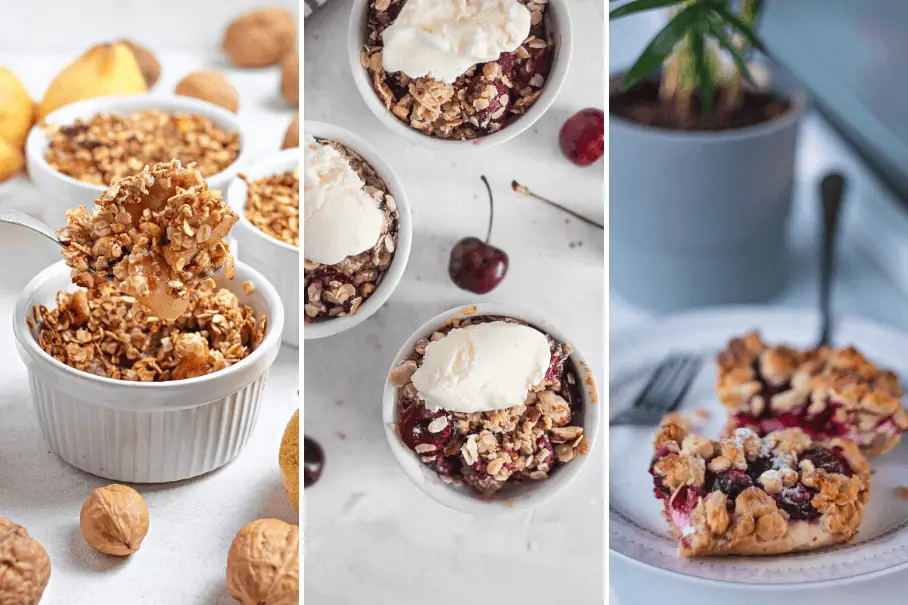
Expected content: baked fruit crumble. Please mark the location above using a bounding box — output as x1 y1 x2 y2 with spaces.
388 315 589 497
60 160 238 321
717 332 908 456
28 280 266 382
242 168 299 247
362 0 553 140
650 415 870 557
304 138 398 323
44 109 240 186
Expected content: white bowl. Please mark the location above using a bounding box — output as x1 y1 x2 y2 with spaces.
25 94 250 228
303 121 412 340
381 303 600 513
12 260 284 483
347 0 574 150
227 148 299 347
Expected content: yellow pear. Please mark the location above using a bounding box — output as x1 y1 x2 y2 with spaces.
0 137 24 182
0 66 35 150
279 409 300 511
39 42 147 118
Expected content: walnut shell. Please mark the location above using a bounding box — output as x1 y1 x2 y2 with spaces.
282 112 298 150
0 517 51 605
223 7 297 68
80 484 149 556
0 65 36 150
279 409 299 511
175 71 238 113
279 51 298 106
122 39 160 88
0 136 24 183
226 519 299 605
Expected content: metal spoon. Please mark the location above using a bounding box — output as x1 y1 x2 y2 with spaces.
817 172 847 347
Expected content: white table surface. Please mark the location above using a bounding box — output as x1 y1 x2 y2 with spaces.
0 51 299 603
609 15 908 605
304 1 605 604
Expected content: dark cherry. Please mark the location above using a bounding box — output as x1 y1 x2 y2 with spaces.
398 404 455 451
303 437 325 488
559 108 604 167
746 455 775 483
712 470 753 501
496 51 517 78
431 454 461 476
448 176 509 294
775 483 821 521
800 446 848 476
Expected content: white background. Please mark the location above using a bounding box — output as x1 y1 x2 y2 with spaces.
0 1 300 603
304 1 605 604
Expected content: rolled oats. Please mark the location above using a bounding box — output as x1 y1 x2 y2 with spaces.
44 109 240 186
242 168 299 247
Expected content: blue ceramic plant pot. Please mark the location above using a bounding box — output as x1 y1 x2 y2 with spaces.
609 74 807 312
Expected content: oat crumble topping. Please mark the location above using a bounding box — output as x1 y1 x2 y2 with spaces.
304 139 398 323
31 280 266 382
44 109 241 186
362 0 552 140
389 315 588 497
242 168 299 247
59 160 238 321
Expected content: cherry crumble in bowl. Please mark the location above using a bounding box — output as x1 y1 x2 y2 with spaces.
361 0 554 140
650 415 871 557
716 332 908 456
387 314 590 497
303 137 399 323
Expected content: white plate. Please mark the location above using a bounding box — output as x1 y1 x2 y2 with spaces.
609 306 908 587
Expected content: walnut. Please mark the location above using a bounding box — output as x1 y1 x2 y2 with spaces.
756 511 788 540
653 417 687 450
0 137 24 183
122 39 160 87
734 487 777 518
703 491 729 534
280 51 298 106
718 440 747 470
223 7 297 68
0 65 35 150
282 112 299 149
759 470 783 494
388 360 418 388
176 71 239 112
0 517 51 605
766 428 812 456
226 519 299 605
681 434 714 459
653 454 703 490
732 428 762 461
80 484 149 555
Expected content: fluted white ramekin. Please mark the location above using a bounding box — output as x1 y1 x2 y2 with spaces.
382 303 600 513
227 148 299 347
12 260 284 483
25 94 249 228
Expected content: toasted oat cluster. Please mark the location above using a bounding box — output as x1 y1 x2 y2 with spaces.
59 160 238 321
716 332 908 456
242 169 299 247
29 280 266 382
650 416 871 557
389 315 589 497
44 109 240 186
303 139 397 323
362 0 552 140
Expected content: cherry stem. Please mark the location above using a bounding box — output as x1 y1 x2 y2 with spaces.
511 180 604 230
481 175 494 243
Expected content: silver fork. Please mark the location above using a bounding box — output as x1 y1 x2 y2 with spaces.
610 354 704 426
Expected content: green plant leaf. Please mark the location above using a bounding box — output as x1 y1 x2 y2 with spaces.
609 0 693 20
689 25 714 114
708 19 757 87
619 3 705 91
706 1 767 53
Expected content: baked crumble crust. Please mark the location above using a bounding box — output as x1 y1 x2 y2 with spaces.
59 160 238 321
242 168 299 247
303 139 398 323
389 315 588 497
716 331 908 456
651 417 871 557
361 0 552 140
44 109 240 186
30 279 266 382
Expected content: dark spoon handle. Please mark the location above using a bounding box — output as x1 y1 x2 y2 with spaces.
818 173 847 347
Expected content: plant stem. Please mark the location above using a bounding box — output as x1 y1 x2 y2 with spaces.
511 181 604 230
723 0 758 111
480 175 494 243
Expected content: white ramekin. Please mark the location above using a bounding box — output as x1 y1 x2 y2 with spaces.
303 120 412 340
347 0 574 150
226 148 299 348
25 94 250 228
12 260 284 484
381 303 600 514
